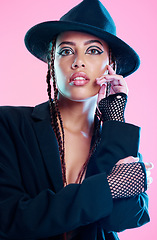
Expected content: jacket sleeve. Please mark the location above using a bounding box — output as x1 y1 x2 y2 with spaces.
91 121 150 232
86 120 142 178
99 192 149 233
0 107 113 239
97 120 141 174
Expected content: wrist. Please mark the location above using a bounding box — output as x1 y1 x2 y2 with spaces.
97 93 127 122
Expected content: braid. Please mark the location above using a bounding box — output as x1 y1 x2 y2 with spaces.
46 39 67 186
76 114 102 184
46 66 53 124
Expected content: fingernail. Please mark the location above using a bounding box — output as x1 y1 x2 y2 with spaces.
148 162 154 169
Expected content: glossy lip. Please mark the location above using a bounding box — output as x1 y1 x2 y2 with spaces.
69 72 90 86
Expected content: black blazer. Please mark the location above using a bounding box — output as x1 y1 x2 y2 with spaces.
0 102 149 240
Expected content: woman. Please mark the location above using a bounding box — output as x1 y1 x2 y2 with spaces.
0 0 153 239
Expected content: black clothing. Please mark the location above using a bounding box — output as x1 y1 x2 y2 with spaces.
0 102 149 239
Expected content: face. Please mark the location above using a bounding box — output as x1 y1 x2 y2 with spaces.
54 31 109 101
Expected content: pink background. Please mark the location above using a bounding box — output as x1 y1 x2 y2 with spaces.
0 0 156 239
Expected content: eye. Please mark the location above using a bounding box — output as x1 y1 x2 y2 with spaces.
86 46 103 55
57 47 74 56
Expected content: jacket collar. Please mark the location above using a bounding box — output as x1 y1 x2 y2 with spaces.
31 101 51 121
31 101 64 192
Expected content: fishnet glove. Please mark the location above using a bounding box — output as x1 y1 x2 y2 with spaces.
97 93 127 122
107 162 147 199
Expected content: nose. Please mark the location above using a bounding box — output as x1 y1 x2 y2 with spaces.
71 55 85 69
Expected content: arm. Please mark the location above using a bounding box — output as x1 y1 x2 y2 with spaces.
87 120 141 176
102 161 150 231
99 192 149 233
95 66 150 232
95 64 138 173
0 164 112 239
86 120 150 232
0 107 114 239
96 122 150 232
98 101 150 230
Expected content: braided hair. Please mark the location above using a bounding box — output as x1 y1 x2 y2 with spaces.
46 39 66 185
46 39 115 185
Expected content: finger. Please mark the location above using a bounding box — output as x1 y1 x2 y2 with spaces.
97 84 107 103
147 176 153 186
105 75 124 85
108 77 128 95
103 76 128 93
96 78 107 85
96 73 128 95
96 74 123 85
146 170 151 177
96 75 108 83
112 85 128 95
107 64 116 74
96 76 124 89
145 162 154 170
116 156 139 165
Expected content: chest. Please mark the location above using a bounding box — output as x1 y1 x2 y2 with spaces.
64 129 92 184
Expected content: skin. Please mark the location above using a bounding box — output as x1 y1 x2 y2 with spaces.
54 31 109 101
53 31 153 185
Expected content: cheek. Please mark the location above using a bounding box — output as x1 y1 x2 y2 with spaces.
54 59 71 95
54 56 73 80
98 58 109 74
54 59 66 85
88 56 109 78
54 59 64 78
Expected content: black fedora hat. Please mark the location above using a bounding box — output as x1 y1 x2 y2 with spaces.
24 0 140 77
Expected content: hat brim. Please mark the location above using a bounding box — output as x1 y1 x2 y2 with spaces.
25 21 140 77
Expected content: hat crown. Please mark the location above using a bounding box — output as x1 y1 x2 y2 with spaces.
60 0 116 35
24 0 140 77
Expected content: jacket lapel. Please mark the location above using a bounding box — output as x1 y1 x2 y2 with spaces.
31 101 63 192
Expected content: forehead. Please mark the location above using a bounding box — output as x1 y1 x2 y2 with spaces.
56 31 108 48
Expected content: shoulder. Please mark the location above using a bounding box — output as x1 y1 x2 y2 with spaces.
0 105 34 122
0 101 49 125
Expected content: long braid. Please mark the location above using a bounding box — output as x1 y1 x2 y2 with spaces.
76 114 102 184
46 39 67 186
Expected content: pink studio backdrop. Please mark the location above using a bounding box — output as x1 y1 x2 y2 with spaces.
0 0 156 239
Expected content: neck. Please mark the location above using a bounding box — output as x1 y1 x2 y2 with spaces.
57 94 97 136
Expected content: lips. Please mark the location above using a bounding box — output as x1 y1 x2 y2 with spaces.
69 72 90 86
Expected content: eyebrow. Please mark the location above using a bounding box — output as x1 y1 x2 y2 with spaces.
57 39 103 48
84 40 103 46
57 41 75 47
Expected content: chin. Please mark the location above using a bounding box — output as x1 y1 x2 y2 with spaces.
58 88 98 102
64 94 98 103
